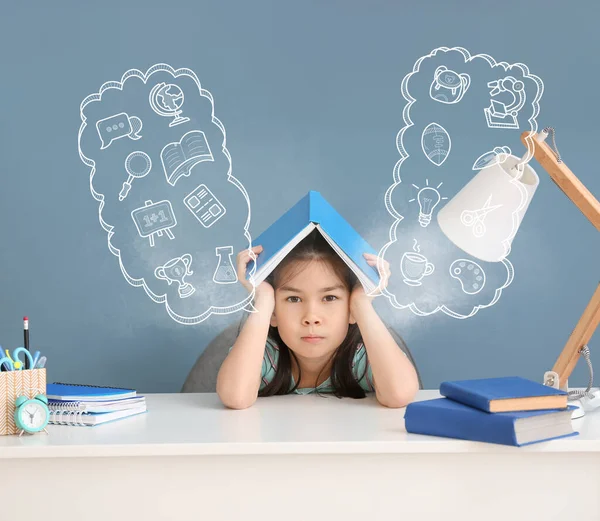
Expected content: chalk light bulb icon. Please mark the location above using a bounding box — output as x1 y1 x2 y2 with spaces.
417 186 441 227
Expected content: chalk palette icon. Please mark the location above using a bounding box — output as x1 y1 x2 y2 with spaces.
155 254 195 298
429 66 470 104
149 82 190 127
213 246 237 284
183 184 226 228
421 122 451 166
484 76 526 129
472 146 511 171
96 112 143 149
131 199 177 247
460 194 503 238
449 259 485 295
119 151 152 201
160 130 214 186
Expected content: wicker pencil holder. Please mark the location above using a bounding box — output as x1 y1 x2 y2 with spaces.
0 369 46 435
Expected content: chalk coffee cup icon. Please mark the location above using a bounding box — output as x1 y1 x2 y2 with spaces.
155 254 195 298
400 252 434 286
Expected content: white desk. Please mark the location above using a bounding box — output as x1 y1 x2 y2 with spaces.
1 391 599 521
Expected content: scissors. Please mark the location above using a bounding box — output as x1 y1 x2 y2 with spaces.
10 348 35 371
0 349 14 371
460 195 503 238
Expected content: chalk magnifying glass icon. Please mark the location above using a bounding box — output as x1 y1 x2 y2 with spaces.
119 151 152 201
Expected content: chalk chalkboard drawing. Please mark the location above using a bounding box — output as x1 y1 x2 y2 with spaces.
409 179 448 228
460 194 503 238
131 199 177 247
149 82 190 127
183 183 226 229
472 146 511 170
484 76 526 129
161 130 214 186
400 240 434 287
421 122 451 166
96 112 142 149
449 259 486 295
213 246 238 284
119 151 152 201
155 254 195 298
429 66 470 104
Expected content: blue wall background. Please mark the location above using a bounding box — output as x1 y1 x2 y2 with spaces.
1 0 598 393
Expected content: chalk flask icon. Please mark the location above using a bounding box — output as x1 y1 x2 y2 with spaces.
213 246 237 284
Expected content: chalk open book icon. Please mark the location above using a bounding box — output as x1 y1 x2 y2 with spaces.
247 190 381 293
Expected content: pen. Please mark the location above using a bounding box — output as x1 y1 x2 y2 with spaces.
23 316 29 369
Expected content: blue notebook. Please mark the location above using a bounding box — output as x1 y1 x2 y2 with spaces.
46 382 136 402
439 376 568 413
247 190 380 292
404 397 578 447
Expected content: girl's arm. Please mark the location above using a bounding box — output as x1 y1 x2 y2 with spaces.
351 300 419 408
216 245 275 409
216 295 274 409
351 253 419 408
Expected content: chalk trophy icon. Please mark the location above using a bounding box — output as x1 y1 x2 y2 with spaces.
149 83 190 128
400 251 435 286
120 151 152 201
155 254 196 298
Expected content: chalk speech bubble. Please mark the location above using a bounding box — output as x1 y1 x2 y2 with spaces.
96 112 143 150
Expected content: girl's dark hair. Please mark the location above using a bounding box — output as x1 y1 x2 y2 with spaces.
258 229 368 399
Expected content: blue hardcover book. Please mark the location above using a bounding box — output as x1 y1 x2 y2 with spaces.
439 376 568 413
247 190 380 291
404 398 578 447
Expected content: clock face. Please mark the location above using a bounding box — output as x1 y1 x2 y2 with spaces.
19 401 47 430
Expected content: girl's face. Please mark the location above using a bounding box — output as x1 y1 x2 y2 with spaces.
270 259 356 361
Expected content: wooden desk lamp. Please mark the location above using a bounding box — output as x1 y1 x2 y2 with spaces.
519 129 600 393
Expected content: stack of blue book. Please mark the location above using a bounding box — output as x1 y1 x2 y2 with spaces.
405 376 578 446
46 382 147 426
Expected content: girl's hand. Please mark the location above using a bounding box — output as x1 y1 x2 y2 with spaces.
236 245 274 303
351 253 391 310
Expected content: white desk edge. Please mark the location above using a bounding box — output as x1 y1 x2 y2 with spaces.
1 390 598 459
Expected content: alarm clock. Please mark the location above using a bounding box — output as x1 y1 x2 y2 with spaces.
14 394 50 436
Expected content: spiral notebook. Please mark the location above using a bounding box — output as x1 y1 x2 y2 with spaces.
49 405 147 426
48 397 146 413
46 382 137 402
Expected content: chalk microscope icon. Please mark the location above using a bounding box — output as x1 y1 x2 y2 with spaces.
131 199 177 247
484 76 526 129
213 246 237 284
155 254 195 299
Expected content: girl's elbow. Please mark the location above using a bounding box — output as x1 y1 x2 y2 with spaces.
377 383 419 409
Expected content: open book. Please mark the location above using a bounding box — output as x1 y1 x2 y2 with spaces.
247 191 381 293
160 130 214 186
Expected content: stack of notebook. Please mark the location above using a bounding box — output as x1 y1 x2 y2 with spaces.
405 376 578 446
46 382 147 426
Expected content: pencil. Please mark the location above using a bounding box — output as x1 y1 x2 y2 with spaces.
23 316 30 369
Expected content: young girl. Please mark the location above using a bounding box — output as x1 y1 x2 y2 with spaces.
216 230 419 409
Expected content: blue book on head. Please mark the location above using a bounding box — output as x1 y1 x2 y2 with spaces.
404 397 578 447
439 376 568 413
247 190 380 292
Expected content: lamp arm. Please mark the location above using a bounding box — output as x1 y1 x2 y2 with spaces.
519 131 600 389
520 131 600 231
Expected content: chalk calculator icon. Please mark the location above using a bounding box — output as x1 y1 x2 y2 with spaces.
131 199 177 247
183 184 226 228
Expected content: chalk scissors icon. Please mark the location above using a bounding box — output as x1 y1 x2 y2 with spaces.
460 195 503 238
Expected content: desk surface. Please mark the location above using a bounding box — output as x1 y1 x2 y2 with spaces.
0 390 598 459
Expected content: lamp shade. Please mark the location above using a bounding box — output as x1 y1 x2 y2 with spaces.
437 154 539 262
